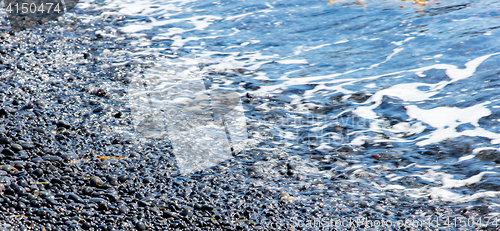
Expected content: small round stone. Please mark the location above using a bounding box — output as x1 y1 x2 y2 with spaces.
81 222 91 230
90 177 102 187
2 148 15 156
0 137 11 144
10 144 22 152
56 120 71 129
135 221 147 230
117 174 128 183
142 177 155 184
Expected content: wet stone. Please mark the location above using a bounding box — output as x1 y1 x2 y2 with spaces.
42 156 63 162
201 204 214 211
163 211 178 219
142 177 155 184
17 201 26 210
90 177 102 187
107 175 119 186
67 193 84 203
118 205 129 214
93 106 104 113
56 120 71 129
117 174 128 183
20 142 34 150
0 109 8 117
82 187 93 195
21 103 34 110
0 137 11 145
44 196 58 205
31 157 42 163
55 134 66 141
15 186 27 196
98 202 108 211
180 208 193 218
89 198 107 204
18 179 29 187
1 148 15 156
135 221 147 231
2 165 14 173
10 144 22 152
32 128 45 134
32 168 43 178
81 222 91 230
61 153 78 162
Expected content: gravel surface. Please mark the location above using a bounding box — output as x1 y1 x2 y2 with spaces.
1 6 499 231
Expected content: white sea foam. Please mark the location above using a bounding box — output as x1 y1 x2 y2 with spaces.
75 0 500 203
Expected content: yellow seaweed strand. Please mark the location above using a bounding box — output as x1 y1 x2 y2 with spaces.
236 218 256 225
91 150 126 160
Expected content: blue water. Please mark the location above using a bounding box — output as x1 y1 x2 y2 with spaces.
72 0 500 204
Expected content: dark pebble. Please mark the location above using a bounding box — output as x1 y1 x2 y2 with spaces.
20 142 34 149
2 148 15 156
81 222 91 230
15 186 27 195
180 208 193 218
0 137 11 144
98 202 108 211
42 155 63 162
89 198 107 204
32 168 44 178
82 187 93 195
17 201 26 210
163 211 178 219
142 177 155 184
2 165 14 173
30 200 41 208
138 200 151 207
135 221 147 230
107 175 119 186
18 179 29 187
0 108 8 117
36 209 47 217
32 128 45 134
55 134 66 141
66 193 84 203
10 144 23 152
117 174 128 183
94 88 107 97
46 198 58 205
51 178 64 185
93 106 104 113
61 153 78 162
21 103 34 110
114 112 122 118
201 204 214 211
56 120 71 129
118 205 129 214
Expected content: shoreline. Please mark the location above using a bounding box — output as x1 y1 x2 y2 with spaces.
0 6 499 231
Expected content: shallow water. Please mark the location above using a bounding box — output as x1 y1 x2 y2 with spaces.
19 0 500 205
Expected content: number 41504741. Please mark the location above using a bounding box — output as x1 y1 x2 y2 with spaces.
5 3 61 14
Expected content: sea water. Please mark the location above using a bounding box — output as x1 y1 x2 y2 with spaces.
72 0 500 203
